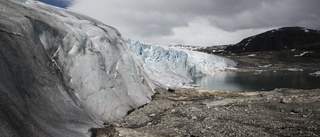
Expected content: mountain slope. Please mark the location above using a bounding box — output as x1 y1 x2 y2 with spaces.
225 27 320 53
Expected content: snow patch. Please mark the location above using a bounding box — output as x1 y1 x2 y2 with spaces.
287 68 303 72
259 64 272 68
244 37 254 47
247 54 256 57
254 70 266 74
309 71 320 76
294 51 313 57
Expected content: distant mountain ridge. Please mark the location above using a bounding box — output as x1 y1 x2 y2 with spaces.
225 27 320 53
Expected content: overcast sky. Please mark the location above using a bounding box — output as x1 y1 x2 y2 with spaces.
46 0 320 46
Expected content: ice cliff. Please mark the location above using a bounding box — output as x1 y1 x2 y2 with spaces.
126 40 236 88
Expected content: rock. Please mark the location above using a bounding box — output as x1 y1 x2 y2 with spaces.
90 126 117 137
281 97 293 104
292 108 303 113
204 98 237 107
114 128 162 137
190 107 201 112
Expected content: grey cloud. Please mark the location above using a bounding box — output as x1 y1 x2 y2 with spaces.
119 11 188 37
208 0 320 31
124 0 266 16
68 0 320 45
71 0 320 31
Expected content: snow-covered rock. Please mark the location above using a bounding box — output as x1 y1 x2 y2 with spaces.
125 40 237 88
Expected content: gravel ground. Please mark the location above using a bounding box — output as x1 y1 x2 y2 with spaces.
93 88 320 137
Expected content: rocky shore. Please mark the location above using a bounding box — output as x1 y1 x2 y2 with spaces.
93 88 320 137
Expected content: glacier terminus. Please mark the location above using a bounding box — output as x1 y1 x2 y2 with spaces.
126 39 236 88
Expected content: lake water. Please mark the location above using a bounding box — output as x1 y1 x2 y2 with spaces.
192 70 320 91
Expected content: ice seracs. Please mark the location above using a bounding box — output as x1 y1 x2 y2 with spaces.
125 39 237 88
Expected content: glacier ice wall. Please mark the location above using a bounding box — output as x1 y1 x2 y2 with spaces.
0 1 154 137
126 40 237 88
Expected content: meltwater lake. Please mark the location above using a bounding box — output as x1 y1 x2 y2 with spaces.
193 70 320 91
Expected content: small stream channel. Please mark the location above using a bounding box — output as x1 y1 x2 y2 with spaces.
192 69 320 91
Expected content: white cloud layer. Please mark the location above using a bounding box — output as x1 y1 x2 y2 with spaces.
68 0 320 46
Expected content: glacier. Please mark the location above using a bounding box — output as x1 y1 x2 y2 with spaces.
125 40 236 88
0 0 154 136
0 0 236 137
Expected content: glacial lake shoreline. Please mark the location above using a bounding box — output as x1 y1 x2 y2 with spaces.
193 69 320 91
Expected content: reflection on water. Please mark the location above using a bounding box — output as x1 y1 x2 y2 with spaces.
192 70 320 91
